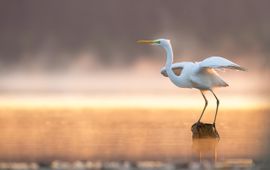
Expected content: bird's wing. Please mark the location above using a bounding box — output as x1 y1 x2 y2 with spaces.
160 62 187 77
198 56 246 71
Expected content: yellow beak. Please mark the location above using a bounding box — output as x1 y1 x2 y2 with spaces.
136 40 155 44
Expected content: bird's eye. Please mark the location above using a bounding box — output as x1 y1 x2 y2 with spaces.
156 41 161 44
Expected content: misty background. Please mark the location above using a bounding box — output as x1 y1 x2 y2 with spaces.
0 0 269 108
1 0 270 70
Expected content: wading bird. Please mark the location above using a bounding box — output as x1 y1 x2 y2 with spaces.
137 39 245 127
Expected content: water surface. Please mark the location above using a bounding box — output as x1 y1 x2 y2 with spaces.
0 108 268 162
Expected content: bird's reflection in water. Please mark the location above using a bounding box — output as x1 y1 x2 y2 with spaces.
192 138 219 162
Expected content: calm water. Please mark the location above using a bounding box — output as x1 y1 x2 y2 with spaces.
0 108 268 162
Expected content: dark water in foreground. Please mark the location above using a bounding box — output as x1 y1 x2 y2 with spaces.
0 108 269 163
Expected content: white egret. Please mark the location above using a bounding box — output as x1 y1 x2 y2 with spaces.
137 39 245 127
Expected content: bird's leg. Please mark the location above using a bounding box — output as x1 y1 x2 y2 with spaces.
197 90 208 125
210 90 219 128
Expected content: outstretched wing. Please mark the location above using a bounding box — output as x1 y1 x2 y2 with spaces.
199 56 246 71
161 57 245 77
160 62 188 77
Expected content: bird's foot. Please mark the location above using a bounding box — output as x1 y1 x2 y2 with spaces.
213 123 216 128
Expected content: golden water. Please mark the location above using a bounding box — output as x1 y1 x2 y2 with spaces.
0 108 268 162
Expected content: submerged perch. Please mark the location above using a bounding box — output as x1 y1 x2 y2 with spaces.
191 122 220 138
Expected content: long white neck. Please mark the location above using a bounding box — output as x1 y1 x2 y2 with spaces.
162 42 190 88
163 43 180 84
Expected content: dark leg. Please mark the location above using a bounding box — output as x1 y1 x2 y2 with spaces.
210 90 219 127
197 90 208 123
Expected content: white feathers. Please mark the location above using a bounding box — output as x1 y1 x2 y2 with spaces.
199 56 246 71
160 56 246 78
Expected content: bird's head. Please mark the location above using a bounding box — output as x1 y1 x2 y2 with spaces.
137 38 171 48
